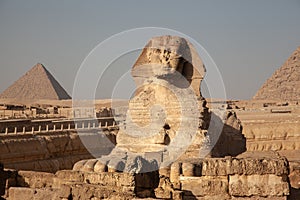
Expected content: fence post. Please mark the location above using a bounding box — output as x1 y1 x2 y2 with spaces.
31 127 34 134
53 125 56 131
82 122 84 129
88 122 90 129
23 127 25 134
105 122 108 128
14 127 17 134
75 123 78 129
38 125 41 132
46 125 49 132
68 123 71 130
93 122 95 128
5 127 8 134
99 122 102 128
61 124 63 131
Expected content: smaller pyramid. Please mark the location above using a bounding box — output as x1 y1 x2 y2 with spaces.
253 46 300 101
0 63 71 100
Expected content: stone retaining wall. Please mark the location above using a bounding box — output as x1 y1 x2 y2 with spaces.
0 130 116 172
2 151 294 200
243 121 300 152
170 152 291 199
4 169 136 200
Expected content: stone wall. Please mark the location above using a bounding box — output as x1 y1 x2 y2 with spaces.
0 130 116 173
234 107 300 169
170 152 290 199
4 169 136 200
242 121 300 152
1 151 295 200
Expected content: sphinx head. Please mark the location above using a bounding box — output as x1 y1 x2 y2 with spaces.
132 35 206 98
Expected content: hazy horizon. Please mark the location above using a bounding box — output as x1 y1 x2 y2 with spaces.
1 1 300 100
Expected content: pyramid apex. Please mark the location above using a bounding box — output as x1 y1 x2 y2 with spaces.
34 63 45 68
253 46 300 101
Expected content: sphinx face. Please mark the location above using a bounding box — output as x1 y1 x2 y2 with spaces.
132 35 205 98
145 48 185 77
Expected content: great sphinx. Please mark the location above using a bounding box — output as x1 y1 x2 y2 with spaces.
75 35 246 173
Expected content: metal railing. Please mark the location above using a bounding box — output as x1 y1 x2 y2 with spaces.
1 121 117 135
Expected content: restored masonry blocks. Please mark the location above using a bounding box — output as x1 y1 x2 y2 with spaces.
229 174 289 197
180 176 229 197
5 170 136 200
169 152 291 199
0 129 116 172
1 152 291 199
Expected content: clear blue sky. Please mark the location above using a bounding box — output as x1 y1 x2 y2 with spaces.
0 0 299 100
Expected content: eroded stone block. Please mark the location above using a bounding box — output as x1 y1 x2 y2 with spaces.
17 170 55 188
201 154 288 176
8 187 59 200
229 174 289 197
55 170 84 183
180 176 228 197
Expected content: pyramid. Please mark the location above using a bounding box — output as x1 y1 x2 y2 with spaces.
253 46 300 101
0 63 71 100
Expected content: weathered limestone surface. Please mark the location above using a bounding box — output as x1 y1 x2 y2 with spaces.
4 169 136 200
228 105 300 199
132 35 206 97
180 176 229 197
116 35 245 160
289 167 300 189
0 131 115 172
209 111 246 157
231 197 287 200
193 197 287 200
1 152 292 200
174 152 290 199
8 187 60 200
200 153 288 176
242 121 300 152
229 174 289 197
117 35 208 154
17 171 55 188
